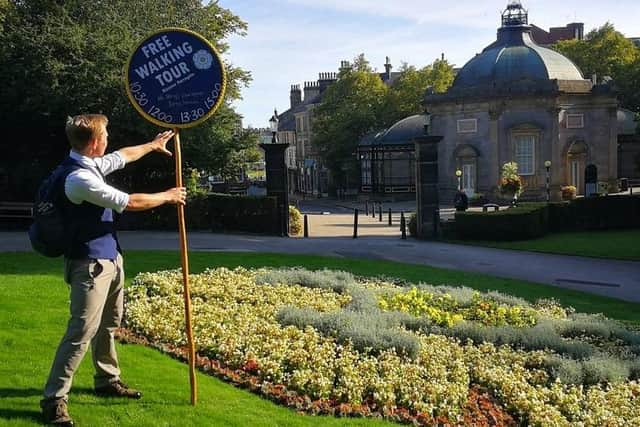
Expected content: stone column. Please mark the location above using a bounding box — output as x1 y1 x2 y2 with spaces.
260 143 289 236
549 106 562 201
414 135 443 239
488 108 500 196
608 106 619 190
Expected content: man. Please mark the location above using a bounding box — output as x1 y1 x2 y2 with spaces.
41 114 187 426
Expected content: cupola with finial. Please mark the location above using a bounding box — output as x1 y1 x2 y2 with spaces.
501 1 528 27
438 0 586 96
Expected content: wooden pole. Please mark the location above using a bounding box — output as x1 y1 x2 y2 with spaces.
173 130 197 406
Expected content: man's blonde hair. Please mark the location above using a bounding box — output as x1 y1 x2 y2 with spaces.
65 114 108 150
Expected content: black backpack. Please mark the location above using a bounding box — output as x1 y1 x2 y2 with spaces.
28 158 82 257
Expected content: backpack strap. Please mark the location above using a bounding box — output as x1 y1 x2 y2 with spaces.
51 157 85 201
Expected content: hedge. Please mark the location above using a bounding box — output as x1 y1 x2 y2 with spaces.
118 193 281 234
209 193 280 234
453 195 640 241
454 203 548 241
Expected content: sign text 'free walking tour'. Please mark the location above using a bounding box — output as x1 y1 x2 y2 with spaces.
125 28 226 128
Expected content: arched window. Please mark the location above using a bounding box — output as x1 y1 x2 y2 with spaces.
566 140 589 195
454 144 480 196
509 124 542 176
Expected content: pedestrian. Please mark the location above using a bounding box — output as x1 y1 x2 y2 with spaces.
40 114 186 426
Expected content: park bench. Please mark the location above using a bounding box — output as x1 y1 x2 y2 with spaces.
482 203 500 212
0 201 34 219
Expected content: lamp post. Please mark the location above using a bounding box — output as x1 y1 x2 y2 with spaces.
269 109 278 143
544 160 551 202
424 110 432 135
455 169 462 191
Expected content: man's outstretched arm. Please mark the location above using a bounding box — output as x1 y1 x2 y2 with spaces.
118 130 175 163
125 187 187 211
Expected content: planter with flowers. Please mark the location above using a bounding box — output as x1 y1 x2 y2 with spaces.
561 185 577 200
499 162 522 205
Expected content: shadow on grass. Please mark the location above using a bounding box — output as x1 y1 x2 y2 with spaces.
0 387 42 398
0 408 42 424
0 388 43 424
0 253 60 276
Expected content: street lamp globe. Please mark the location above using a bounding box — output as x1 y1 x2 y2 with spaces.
424 110 432 134
544 160 551 202
455 169 462 191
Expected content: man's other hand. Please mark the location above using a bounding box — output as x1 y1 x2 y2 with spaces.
150 130 175 156
165 187 187 205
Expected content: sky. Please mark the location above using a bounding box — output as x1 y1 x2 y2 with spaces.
216 0 640 128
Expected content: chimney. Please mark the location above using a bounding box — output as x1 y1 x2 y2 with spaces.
290 84 302 108
318 72 337 92
568 22 584 40
339 60 351 74
303 81 320 101
384 56 392 81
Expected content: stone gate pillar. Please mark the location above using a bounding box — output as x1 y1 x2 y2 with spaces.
260 143 289 236
414 135 443 239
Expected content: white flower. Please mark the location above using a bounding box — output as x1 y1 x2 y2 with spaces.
193 49 213 70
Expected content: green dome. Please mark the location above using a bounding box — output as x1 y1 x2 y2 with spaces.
452 2 583 92
378 115 427 144
453 28 583 89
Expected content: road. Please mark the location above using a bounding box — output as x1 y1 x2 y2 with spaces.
2 229 639 303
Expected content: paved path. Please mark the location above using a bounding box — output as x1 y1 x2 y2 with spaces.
2 230 639 303
300 212 406 237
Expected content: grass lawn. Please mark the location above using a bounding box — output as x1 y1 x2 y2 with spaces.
2 251 640 426
446 229 640 261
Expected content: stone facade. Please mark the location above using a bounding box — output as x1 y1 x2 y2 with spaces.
429 92 619 202
425 2 620 203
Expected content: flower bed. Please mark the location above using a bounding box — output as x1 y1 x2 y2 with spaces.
124 267 640 426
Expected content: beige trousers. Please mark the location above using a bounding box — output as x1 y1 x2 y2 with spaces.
43 254 124 400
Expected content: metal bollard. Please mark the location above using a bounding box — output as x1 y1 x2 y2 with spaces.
400 212 407 239
303 214 309 238
388 208 392 226
353 208 359 239
365 200 369 216
372 202 376 218
378 203 382 222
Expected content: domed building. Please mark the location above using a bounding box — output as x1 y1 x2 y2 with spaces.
425 1 619 201
358 114 426 194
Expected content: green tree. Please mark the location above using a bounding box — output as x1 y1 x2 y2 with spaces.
383 58 454 125
553 23 640 113
554 23 639 80
0 0 253 199
312 55 454 184
312 55 388 183
615 56 640 113
351 53 374 72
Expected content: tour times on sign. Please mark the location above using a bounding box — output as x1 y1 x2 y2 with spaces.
125 28 226 128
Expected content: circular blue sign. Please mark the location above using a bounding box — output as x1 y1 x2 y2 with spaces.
125 28 226 128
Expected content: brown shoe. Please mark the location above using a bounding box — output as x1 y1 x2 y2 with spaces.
95 380 142 399
40 398 74 426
